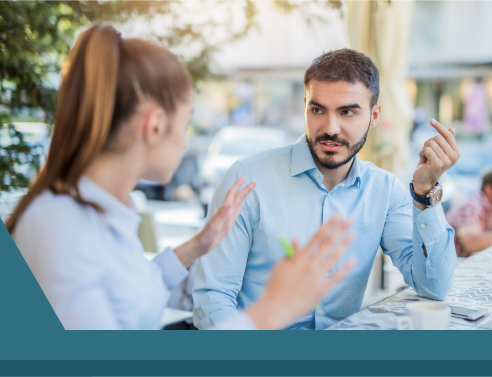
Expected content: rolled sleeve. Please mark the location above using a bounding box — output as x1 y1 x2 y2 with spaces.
413 203 448 248
152 247 188 291
382 177 456 301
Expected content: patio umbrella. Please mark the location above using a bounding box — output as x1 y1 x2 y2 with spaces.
347 0 415 176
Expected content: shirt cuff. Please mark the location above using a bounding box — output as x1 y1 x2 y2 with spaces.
210 312 258 330
152 247 188 291
413 202 447 246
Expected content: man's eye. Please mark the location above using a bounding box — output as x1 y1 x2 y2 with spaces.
312 107 322 114
342 110 354 116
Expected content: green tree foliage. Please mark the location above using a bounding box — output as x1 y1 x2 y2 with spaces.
0 124 43 193
0 0 341 195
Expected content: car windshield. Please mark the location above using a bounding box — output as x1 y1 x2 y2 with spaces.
219 137 285 156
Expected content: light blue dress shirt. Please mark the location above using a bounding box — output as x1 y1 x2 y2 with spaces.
193 134 457 330
12 177 191 330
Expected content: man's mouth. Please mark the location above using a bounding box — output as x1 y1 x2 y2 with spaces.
319 140 344 152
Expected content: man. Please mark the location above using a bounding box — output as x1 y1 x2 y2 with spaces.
193 49 460 330
446 170 492 257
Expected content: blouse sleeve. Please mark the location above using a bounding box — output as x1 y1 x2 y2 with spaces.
152 247 189 291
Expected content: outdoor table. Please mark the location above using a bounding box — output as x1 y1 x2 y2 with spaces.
327 246 492 330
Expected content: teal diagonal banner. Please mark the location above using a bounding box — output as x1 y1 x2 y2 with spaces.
0 218 64 338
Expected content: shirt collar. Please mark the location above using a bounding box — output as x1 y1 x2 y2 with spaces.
344 156 362 189
78 176 141 236
290 134 362 189
291 134 317 177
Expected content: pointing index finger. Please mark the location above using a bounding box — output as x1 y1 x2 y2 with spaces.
429 119 459 152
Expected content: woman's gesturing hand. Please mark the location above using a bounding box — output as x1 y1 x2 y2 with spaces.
246 214 355 330
174 177 255 268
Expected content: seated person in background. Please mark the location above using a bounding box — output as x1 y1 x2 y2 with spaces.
193 48 460 330
446 169 492 257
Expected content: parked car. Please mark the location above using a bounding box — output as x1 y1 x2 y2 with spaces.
200 126 290 210
135 151 200 201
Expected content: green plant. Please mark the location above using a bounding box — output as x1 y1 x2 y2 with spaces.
0 0 342 195
0 123 43 194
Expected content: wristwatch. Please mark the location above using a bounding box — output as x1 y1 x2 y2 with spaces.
409 181 443 208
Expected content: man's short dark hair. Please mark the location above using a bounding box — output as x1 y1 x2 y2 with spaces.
482 169 492 191
304 48 380 108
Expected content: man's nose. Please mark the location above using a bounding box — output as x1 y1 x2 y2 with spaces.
323 113 341 136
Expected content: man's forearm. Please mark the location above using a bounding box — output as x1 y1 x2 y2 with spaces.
410 204 457 301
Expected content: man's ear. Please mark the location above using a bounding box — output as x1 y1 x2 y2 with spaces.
143 107 168 146
370 104 381 129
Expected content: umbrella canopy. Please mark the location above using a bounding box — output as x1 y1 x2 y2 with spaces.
347 0 415 176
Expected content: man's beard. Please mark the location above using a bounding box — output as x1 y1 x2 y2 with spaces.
306 122 370 170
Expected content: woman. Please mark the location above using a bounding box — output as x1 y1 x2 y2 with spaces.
6 23 354 330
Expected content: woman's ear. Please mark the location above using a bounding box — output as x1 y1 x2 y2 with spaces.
143 107 168 146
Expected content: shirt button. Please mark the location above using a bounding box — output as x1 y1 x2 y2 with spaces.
315 172 320 177
412 217 416 222
420 223 426 229
426 260 431 265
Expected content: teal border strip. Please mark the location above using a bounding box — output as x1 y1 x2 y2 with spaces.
2 331 492 360
1 360 492 376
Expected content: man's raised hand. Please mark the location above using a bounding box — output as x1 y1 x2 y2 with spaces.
413 119 460 196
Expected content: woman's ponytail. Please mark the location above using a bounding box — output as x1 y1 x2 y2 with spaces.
6 22 192 233
6 24 121 231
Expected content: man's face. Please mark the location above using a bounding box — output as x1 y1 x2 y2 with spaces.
304 80 381 170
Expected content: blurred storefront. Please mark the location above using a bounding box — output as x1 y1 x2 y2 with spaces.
402 1 492 212
408 1 492 136
190 2 348 136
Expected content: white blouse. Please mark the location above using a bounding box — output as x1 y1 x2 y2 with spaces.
12 176 255 330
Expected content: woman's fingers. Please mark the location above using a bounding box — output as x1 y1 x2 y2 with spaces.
232 181 256 208
321 232 354 272
223 181 255 227
222 176 245 208
291 237 299 252
316 219 352 262
214 177 253 228
206 202 231 232
320 258 356 295
301 214 341 255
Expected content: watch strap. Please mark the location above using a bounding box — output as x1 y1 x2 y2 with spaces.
409 181 431 207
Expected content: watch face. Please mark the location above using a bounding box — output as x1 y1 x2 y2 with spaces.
430 186 443 207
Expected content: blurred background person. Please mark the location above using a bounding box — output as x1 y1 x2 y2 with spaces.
446 169 492 258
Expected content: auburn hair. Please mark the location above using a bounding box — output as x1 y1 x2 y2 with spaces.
6 23 192 232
